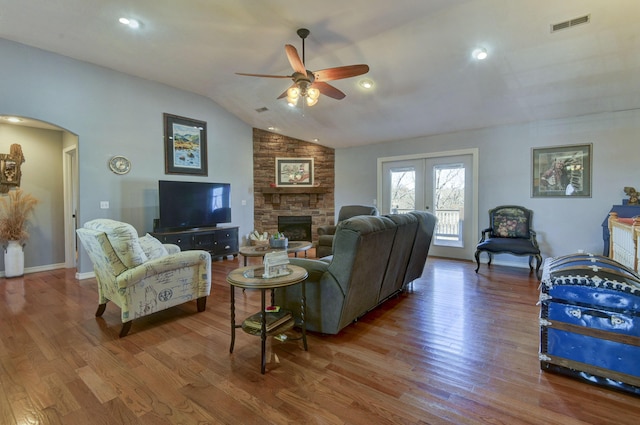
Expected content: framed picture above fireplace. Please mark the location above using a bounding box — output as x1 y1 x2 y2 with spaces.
276 157 314 187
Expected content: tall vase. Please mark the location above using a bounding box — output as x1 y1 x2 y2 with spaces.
4 240 24 278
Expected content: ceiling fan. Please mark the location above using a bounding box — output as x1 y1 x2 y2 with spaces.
236 28 369 107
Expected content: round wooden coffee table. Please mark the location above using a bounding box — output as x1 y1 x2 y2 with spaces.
239 241 313 266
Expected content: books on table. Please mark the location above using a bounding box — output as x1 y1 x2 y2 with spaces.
244 310 292 332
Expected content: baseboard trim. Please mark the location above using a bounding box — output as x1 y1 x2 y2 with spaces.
0 262 66 278
75 271 96 280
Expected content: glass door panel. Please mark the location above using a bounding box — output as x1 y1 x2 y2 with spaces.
425 155 474 260
381 159 424 215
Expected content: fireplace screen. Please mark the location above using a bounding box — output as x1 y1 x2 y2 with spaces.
278 216 312 241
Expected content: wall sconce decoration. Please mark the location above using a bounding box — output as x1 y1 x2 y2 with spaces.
0 144 25 193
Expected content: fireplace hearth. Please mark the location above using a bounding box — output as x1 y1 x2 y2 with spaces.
278 216 312 241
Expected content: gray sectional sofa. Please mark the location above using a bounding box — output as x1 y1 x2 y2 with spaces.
275 211 437 335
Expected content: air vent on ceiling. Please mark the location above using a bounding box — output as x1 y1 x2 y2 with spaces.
551 14 590 33
255 107 269 113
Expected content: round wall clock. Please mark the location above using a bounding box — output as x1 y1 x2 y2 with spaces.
109 155 131 175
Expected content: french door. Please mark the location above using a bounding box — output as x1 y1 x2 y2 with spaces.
378 149 478 260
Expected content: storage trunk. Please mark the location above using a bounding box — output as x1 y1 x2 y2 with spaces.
539 253 640 396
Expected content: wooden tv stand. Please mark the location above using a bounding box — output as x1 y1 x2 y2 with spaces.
151 226 239 260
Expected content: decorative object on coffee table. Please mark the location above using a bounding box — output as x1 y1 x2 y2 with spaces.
269 232 288 248
249 230 269 246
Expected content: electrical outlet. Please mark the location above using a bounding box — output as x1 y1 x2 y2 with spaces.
241 199 247 206
100 201 109 209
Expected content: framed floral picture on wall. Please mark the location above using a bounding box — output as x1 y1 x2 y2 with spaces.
275 157 314 187
531 143 592 197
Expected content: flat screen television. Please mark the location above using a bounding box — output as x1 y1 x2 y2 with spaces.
157 180 231 231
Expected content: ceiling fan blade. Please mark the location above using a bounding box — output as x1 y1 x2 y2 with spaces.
313 64 369 82
313 82 346 100
235 72 291 79
285 44 307 75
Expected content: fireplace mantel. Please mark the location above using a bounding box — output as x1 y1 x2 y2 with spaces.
260 186 329 207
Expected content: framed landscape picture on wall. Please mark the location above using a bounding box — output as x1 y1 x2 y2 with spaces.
163 113 208 176
531 143 592 197
276 157 314 187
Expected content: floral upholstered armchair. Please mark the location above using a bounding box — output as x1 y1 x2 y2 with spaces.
76 219 211 337
474 205 542 277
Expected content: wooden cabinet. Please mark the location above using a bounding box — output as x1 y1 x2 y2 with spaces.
608 212 640 273
151 226 239 259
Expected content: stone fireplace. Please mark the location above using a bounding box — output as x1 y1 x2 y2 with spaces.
278 215 312 241
253 128 336 244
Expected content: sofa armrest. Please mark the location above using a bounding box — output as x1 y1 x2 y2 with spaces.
163 243 181 255
116 250 211 290
317 225 337 236
289 258 330 282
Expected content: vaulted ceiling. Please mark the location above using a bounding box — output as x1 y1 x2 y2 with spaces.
1 0 639 148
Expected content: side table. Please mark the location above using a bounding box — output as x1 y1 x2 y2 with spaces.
227 264 308 374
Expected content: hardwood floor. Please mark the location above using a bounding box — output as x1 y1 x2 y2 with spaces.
1 254 639 424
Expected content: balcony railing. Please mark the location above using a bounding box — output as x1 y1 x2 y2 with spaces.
390 208 461 240
435 209 461 240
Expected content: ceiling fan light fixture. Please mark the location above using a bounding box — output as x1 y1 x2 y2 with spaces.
287 87 300 98
307 87 320 100
359 78 374 89
119 17 140 29
306 87 320 106
472 48 488 60
286 86 300 105
237 28 369 107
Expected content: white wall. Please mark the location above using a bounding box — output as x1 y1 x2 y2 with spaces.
0 39 255 274
336 110 640 266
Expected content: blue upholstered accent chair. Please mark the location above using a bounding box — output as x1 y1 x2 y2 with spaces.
475 205 542 277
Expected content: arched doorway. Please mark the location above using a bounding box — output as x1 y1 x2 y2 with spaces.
0 115 79 272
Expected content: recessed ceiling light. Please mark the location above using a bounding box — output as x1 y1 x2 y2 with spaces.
268 126 275 131
472 48 488 60
119 17 140 29
313 138 319 142
359 78 374 89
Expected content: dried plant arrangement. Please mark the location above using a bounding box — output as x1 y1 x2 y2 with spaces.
0 189 38 242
